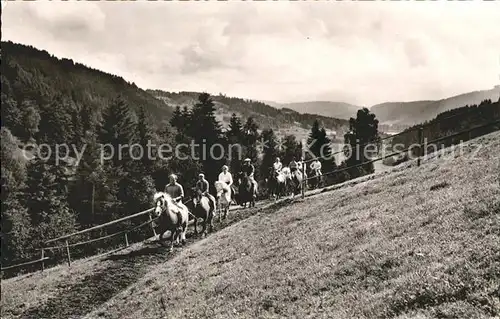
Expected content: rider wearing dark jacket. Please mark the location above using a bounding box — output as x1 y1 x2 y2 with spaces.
195 173 216 212
241 158 257 193
241 159 255 177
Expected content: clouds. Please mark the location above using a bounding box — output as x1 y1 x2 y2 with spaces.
3 1 500 106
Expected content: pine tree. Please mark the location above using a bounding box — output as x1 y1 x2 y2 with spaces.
260 129 279 180
80 103 95 135
243 117 259 163
170 105 183 129
344 107 380 176
227 113 243 142
307 120 335 172
70 130 113 227
281 134 302 165
70 106 85 152
99 96 136 168
38 96 75 144
191 93 221 143
173 105 192 144
135 105 155 174
227 113 244 174
189 93 224 186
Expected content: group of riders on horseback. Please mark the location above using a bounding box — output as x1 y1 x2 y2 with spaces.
268 156 323 199
152 156 324 250
152 158 258 250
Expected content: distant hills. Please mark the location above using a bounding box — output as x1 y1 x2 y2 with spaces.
276 101 360 121
2 40 498 138
148 90 349 138
371 86 500 126
266 87 500 128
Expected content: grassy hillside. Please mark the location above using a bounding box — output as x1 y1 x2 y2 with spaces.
1 41 173 126
279 100 361 120
372 86 500 126
89 132 499 319
148 90 350 136
3 131 499 319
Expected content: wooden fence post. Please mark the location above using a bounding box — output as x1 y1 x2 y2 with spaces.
65 240 71 267
149 213 157 237
301 161 306 199
417 126 424 167
124 232 129 247
40 248 45 272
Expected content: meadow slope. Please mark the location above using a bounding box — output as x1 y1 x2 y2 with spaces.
84 132 500 319
2 131 499 319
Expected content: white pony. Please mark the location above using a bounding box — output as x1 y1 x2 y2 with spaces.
152 192 189 251
214 181 231 221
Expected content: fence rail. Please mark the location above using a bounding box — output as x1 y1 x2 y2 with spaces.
1 257 50 272
3 115 499 276
300 119 500 197
45 208 155 244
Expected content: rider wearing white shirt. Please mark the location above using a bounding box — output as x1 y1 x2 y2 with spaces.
218 165 233 186
273 157 283 173
310 158 322 175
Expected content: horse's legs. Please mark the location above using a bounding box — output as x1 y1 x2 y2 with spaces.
201 215 208 236
208 209 214 233
169 233 174 252
218 203 222 223
180 223 187 245
193 217 198 235
158 228 167 246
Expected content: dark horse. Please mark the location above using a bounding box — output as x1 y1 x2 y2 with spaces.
309 169 323 190
237 172 256 208
268 168 288 200
191 188 216 237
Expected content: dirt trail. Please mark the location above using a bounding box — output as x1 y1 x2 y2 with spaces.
9 200 291 319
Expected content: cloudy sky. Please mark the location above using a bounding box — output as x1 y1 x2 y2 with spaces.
3 1 500 106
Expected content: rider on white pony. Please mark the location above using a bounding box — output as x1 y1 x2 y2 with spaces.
218 165 233 186
164 174 184 202
164 174 187 230
273 157 283 173
310 157 322 176
218 165 233 197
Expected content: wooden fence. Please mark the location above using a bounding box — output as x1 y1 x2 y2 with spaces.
2 116 499 275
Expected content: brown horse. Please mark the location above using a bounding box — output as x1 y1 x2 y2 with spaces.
152 192 189 251
309 169 324 190
191 188 216 236
237 172 256 208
